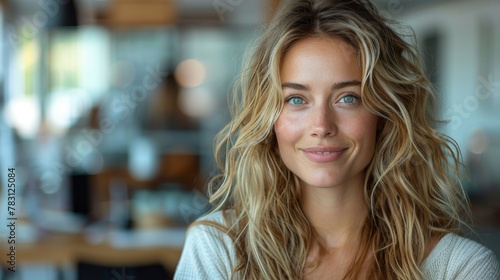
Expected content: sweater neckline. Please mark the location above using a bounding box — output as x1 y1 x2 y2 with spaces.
421 233 455 267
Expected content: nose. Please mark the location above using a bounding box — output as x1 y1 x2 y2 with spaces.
309 104 337 138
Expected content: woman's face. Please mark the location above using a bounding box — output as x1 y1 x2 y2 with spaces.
274 36 378 190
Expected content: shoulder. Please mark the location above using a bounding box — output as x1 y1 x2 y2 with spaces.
174 211 237 280
185 210 236 247
194 209 233 227
422 233 500 279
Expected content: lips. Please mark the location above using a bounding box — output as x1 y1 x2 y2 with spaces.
301 147 347 163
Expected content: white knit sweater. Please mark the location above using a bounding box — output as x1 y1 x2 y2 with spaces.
174 212 500 279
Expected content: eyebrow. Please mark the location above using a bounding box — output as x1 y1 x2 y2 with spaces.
281 80 361 91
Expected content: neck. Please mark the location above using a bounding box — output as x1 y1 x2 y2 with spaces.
300 177 368 249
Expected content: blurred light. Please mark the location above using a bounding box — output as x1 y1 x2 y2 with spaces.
22 39 40 70
178 87 217 118
174 59 206 88
128 137 158 180
4 96 41 138
47 88 91 131
469 130 489 155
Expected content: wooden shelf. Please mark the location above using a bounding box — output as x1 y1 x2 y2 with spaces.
0 231 182 272
104 0 176 27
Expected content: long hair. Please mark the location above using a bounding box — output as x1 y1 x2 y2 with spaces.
201 0 471 279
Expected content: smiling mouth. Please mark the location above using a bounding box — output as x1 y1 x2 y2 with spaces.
301 147 347 163
302 147 347 153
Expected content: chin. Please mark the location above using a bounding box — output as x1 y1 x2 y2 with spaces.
300 178 344 189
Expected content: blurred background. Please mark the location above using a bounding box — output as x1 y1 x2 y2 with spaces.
0 0 498 279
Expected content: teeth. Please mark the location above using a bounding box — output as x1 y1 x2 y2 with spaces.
314 152 331 154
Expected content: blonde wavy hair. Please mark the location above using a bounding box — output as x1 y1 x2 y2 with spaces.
200 0 471 279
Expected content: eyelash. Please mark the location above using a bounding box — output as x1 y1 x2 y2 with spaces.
338 92 361 105
284 92 361 105
285 95 306 105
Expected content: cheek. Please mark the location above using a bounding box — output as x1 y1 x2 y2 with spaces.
274 114 304 147
347 114 378 150
348 122 376 140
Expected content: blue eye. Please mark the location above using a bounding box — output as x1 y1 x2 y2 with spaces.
339 94 359 104
288 97 305 105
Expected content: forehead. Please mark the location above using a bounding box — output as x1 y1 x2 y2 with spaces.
280 36 361 84
285 36 357 57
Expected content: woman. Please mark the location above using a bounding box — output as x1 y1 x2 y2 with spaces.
174 0 500 279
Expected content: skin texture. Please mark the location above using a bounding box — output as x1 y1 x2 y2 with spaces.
274 36 380 278
275 36 378 194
